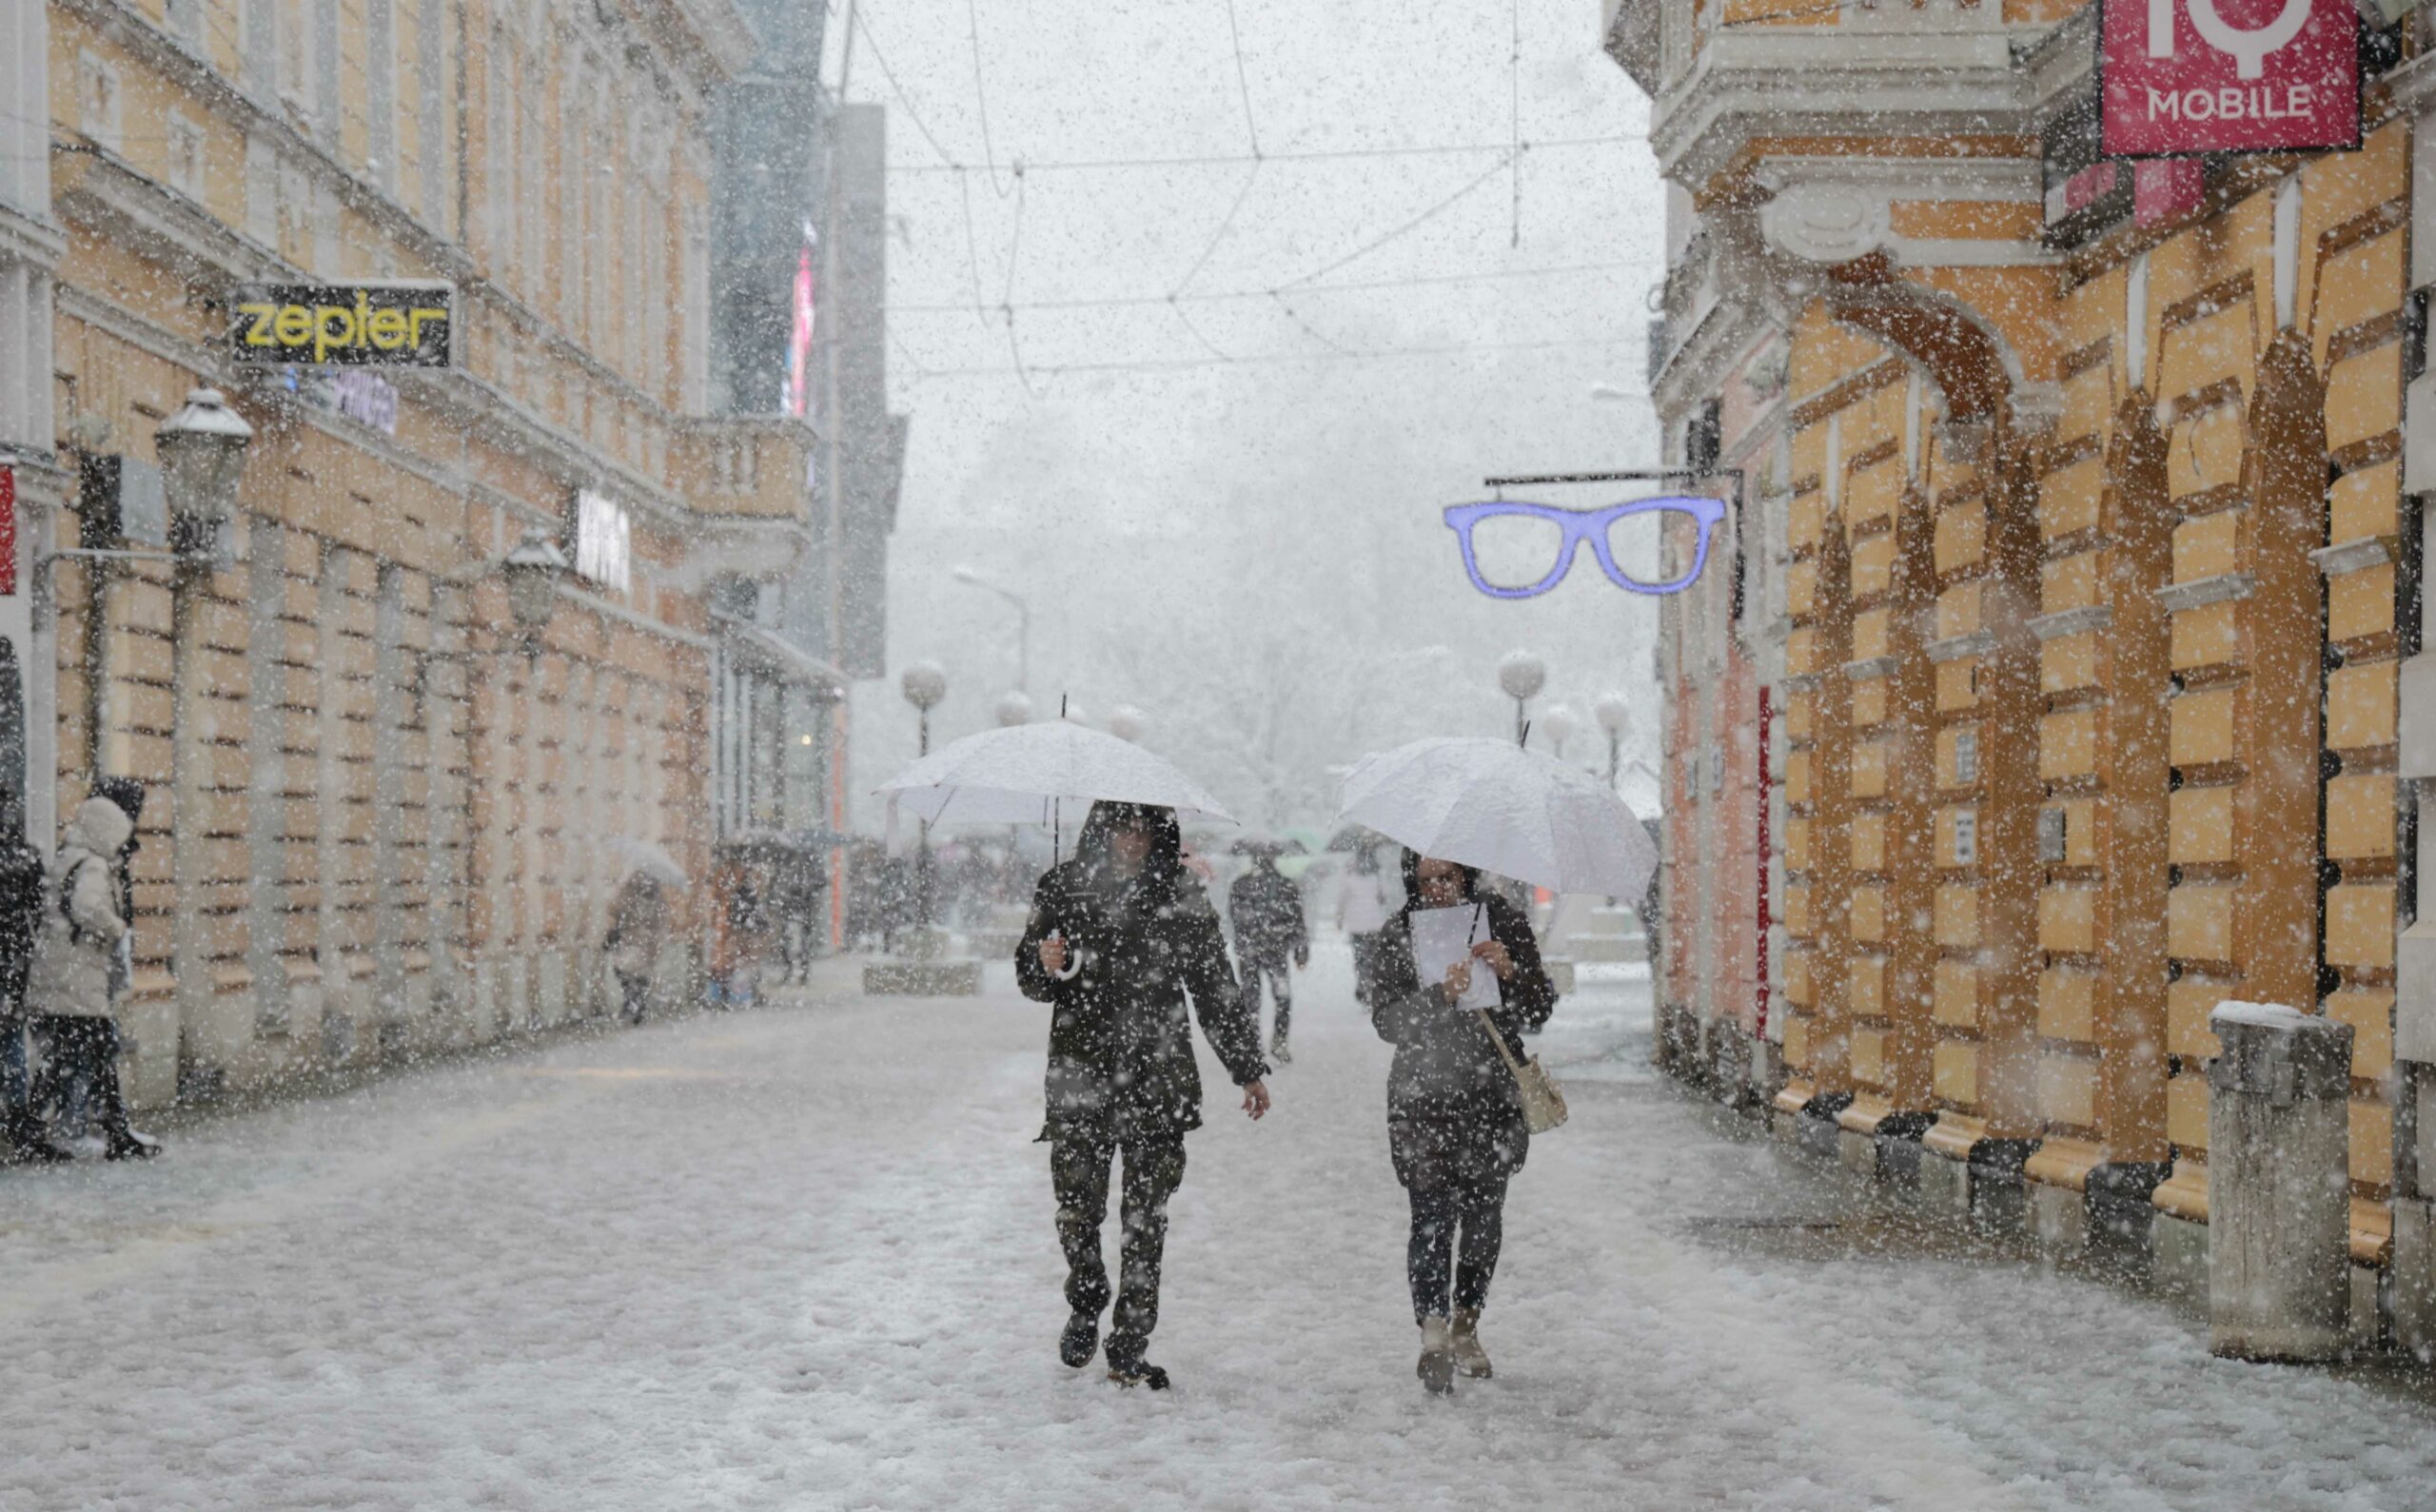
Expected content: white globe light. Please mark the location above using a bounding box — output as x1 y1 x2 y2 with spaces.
1498 651 1546 702
995 690 1033 727
1595 692 1631 735
1107 705 1148 742
900 660 947 711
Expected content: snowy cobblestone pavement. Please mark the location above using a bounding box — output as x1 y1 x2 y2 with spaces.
4 947 2435 1510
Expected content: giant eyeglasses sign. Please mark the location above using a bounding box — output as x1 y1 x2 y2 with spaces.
229 281 455 367
2100 0 2360 157
1443 496 1725 599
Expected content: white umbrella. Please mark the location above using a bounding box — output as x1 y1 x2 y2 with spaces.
608 835 688 887
874 720 1236 828
1333 736 1656 896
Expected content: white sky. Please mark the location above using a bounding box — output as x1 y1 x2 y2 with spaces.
827 0 1670 830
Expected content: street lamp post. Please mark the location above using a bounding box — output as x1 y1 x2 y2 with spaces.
952 566 1030 696
901 661 948 933
1595 692 1631 786
1498 650 1545 746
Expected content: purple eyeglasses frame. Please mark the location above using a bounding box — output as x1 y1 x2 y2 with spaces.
1442 493 1731 599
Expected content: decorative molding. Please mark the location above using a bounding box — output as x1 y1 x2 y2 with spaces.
1760 183 1895 265
1780 671 1823 692
1841 655 1898 680
2310 537 2396 577
1926 629 1993 663
2157 573 2257 613
2029 604 2113 641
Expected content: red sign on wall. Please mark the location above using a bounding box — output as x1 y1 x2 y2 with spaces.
0 466 15 598
2102 0 2360 157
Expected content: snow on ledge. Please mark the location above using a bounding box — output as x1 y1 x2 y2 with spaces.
2210 999 2311 1031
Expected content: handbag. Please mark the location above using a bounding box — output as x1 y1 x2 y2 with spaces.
1476 1007 1567 1134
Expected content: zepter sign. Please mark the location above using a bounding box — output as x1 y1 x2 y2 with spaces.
2101 0 2360 156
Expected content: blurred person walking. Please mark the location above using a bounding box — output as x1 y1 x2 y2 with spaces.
1228 847 1308 1064
26 787 157 1160
605 870 669 1024
1334 839 1402 1007
1368 850 1556 1394
1016 801 1272 1390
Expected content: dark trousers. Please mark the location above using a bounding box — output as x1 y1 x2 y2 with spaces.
617 970 650 1024
1239 953 1292 1043
1051 1129 1187 1365
1406 1168 1509 1325
38 1016 132 1141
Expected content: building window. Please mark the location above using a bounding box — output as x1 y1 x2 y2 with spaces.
77 50 122 153
367 0 398 191
166 112 206 200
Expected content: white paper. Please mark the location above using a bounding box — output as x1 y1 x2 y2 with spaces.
1407 904 1498 1011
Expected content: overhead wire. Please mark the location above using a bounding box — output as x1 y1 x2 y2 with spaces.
1221 0 1263 159
883 257 1647 316
896 331 1644 381
963 0 1015 196
1278 150 1518 290
877 133 1640 175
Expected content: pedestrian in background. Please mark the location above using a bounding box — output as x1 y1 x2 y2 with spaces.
25 788 157 1160
1228 847 1307 1064
605 870 668 1024
1016 801 1272 1390
0 825 63 1164
1368 849 1555 1394
1334 839 1402 1006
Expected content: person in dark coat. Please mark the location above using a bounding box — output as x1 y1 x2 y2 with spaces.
1368 849 1556 1394
0 827 62 1163
1227 850 1308 1064
1016 801 1272 1389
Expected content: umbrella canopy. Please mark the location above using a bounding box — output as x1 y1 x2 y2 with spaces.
609 835 689 887
1227 835 1309 857
1332 736 1656 897
874 720 1237 827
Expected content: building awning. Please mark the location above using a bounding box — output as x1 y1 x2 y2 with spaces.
722 623 847 697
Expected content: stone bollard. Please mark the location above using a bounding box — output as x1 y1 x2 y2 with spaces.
2206 1001 2354 1362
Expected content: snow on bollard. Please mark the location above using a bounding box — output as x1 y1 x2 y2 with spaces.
2206 1000 2353 1363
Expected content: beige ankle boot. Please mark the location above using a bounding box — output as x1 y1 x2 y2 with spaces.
1416 1315 1456 1395
1450 1307 1492 1379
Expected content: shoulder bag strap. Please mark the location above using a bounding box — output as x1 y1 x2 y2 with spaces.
1474 1006 1526 1074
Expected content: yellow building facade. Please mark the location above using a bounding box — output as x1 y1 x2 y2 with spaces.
1614 0 2436 1345
18 0 823 1105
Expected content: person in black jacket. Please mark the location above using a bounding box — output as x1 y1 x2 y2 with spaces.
1016 801 1272 1389
1368 849 1556 1395
1227 849 1307 1064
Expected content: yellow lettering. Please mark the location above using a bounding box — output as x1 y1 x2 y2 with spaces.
238 304 279 345
366 308 408 349
407 305 445 356
314 304 357 363
274 304 312 345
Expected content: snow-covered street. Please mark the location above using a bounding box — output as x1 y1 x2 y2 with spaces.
4 946 2434 1511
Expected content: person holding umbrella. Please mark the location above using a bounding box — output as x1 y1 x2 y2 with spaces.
1333 735 1653 1394
1015 801 1272 1391
1368 850 1556 1394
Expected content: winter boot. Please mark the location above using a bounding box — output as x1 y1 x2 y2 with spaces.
1450 1307 1492 1379
3 1109 71 1165
1105 1337 1170 1390
1107 1360 1170 1390
1417 1315 1456 1396
1059 1309 1100 1368
104 1126 161 1161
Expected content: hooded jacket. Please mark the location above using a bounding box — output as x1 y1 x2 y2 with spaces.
1368 853 1557 1183
1016 803 1267 1142
24 796 135 1021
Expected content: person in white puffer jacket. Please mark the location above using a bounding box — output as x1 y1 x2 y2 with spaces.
25 792 156 1159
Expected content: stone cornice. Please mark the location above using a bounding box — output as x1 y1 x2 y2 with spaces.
1651 24 2045 190
0 199 68 269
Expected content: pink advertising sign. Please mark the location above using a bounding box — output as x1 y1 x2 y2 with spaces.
2102 0 2360 157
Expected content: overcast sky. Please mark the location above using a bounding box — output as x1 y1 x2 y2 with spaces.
825 0 1668 831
